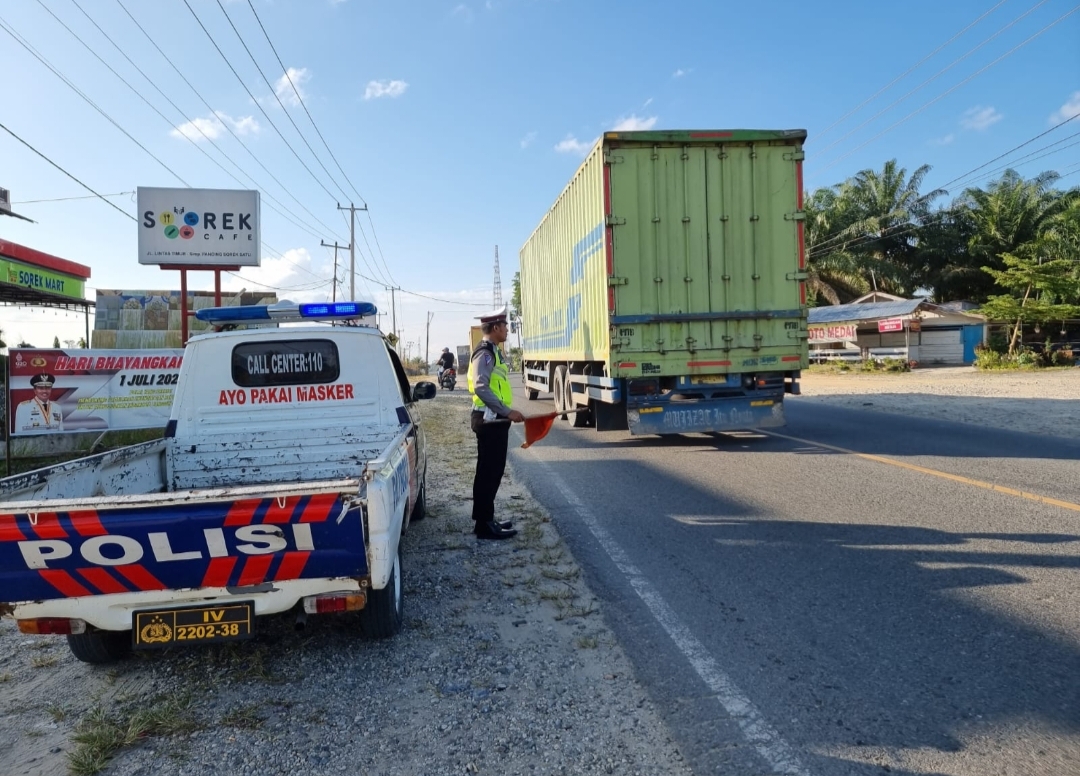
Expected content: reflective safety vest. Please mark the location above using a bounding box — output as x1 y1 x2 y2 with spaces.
468 341 512 411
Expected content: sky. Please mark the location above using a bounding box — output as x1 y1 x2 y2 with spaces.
0 0 1078 357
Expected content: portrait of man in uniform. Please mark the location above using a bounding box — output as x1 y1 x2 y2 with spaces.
14 372 65 432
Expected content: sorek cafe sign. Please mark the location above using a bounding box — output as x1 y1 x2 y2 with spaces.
0 257 85 300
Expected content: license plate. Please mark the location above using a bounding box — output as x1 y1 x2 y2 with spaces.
133 601 254 649
690 375 728 385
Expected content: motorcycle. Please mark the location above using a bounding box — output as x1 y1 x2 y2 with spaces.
438 366 457 391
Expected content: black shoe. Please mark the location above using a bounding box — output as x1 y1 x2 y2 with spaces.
474 521 518 540
495 520 513 530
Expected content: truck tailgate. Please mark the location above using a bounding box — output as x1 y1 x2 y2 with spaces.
0 479 366 605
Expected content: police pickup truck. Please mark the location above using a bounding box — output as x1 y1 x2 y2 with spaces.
0 301 434 663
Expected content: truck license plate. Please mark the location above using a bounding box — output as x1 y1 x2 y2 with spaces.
133 602 254 649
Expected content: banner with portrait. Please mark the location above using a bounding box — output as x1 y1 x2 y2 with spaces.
8 349 184 436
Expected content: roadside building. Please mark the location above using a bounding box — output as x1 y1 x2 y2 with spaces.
808 293 986 366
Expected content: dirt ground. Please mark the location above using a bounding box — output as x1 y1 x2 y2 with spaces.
797 367 1080 440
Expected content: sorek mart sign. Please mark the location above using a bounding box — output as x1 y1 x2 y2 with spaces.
0 256 85 300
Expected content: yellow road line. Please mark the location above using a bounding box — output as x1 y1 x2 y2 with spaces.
759 429 1080 515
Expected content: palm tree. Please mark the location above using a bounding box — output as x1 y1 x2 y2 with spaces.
803 187 870 305
961 170 1078 271
834 160 946 296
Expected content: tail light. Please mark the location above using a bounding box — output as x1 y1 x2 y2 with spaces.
627 378 659 396
18 618 87 635
303 593 367 614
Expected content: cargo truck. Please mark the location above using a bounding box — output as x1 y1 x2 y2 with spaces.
520 129 808 436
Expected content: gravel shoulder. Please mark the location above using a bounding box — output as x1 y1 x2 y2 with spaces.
796 367 1080 440
0 390 690 776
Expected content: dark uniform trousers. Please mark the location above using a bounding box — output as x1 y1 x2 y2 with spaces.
471 410 510 524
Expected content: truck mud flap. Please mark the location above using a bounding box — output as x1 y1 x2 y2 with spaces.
627 398 785 435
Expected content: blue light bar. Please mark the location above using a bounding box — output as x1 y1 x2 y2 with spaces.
194 305 272 322
194 300 377 324
300 301 375 318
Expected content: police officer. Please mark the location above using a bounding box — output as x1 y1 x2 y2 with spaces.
14 373 65 432
468 306 523 540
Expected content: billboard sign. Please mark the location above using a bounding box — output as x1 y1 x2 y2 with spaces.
878 318 904 333
138 187 260 267
808 324 858 343
0 256 85 300
8 349 184 436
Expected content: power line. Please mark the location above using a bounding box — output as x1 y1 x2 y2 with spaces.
60 0 339 246
215 0 350 201
813 4 1080 175
814 0 1050 157
937 111 1080 190
0 14 189 186
182 0 341 204
814 0 1011 141
0 122 136 221
14 191 133 204
114 0 348 245
245 0 369 207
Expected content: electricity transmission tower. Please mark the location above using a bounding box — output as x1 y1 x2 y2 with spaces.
493 245 502 308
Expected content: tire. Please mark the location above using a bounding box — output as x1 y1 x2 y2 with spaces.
553 366 567 418
67 630 131 664
526 389 539 401
411 471 427 522
360 542 404 639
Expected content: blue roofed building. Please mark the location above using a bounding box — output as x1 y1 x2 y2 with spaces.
808 293 986 366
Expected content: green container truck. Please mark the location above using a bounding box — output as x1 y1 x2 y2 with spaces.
519 129 809 436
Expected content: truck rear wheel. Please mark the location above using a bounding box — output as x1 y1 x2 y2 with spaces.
360 543 404 639
572 399 592 428
67 630 131 664
553 366 567 418
526 389 539 401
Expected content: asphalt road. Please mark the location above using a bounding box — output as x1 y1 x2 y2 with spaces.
507 385 1080 776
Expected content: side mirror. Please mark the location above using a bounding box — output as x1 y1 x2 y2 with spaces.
412 381 437 401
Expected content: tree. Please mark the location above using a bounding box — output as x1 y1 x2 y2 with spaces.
803 187 869 304
53 336 61 348
510 271 522 321
78 337 87 348
977 253 1080 353
17 341 33 348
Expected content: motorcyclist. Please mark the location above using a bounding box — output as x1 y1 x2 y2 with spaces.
436 347 455 380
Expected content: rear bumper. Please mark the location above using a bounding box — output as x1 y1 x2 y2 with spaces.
627 396 785 435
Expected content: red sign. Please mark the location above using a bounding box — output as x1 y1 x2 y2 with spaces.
877 318 904 333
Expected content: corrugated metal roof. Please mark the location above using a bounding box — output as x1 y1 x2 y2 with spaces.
808 299 924 324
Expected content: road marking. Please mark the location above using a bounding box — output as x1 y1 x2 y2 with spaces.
521 447 810 776
759 429 1080 515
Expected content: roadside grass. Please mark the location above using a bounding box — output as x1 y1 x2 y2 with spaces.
30 654 60 669
0 672 12 682
68 695 197 776
220 703 265 730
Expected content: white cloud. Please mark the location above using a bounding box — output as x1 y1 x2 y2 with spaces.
170 112 260 142
364 79 408 100
642 97 653 108
453 4 473 21
520 131 538 149
611 114 658 131
929 133 955 146
672 68 692 78
960 106 1003 131
1049 90 1080 125
271 67 310 108
554 135 596 156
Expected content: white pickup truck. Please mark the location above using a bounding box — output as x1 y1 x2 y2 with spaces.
0 301 435 663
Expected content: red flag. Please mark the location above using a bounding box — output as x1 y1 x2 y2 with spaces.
521 412 558 448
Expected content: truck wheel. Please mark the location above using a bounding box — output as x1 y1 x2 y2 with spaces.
360 543 404 639
411 472 427 521
553 366 567 418
527 389 539 401
67 630 131 664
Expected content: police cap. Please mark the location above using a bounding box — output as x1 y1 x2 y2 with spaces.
31 372 56 388
477 305 508 325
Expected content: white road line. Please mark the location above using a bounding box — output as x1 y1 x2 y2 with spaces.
523 450 811 776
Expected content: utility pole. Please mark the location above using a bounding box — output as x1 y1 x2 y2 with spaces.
493 245 502 308
336 202 368 299
425 311 434 370
390 286 399 343
320 240 349 303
